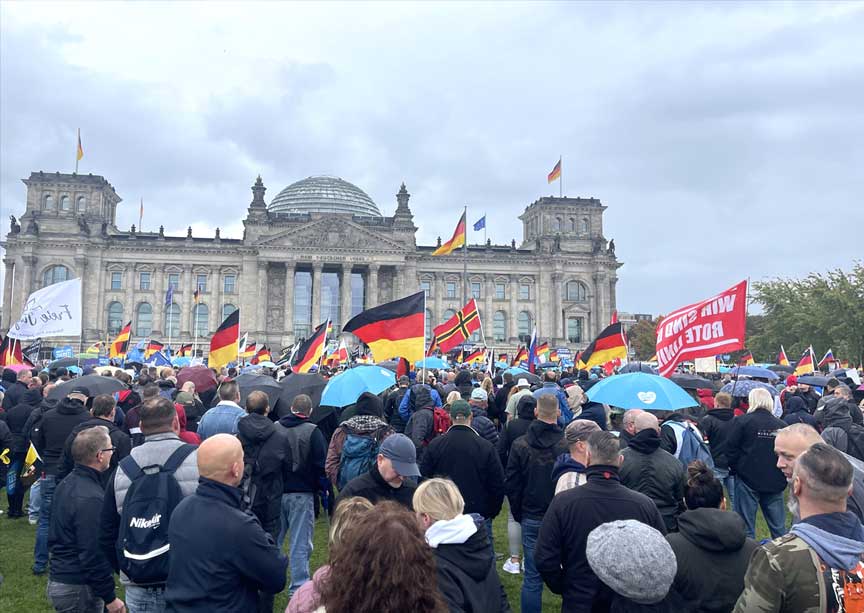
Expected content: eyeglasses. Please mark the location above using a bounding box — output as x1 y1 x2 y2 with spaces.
100 447 116 454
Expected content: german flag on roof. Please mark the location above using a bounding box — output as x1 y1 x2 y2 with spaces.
209 309 239 369
342 292 425 363
293 320 329 373
432 212 466 256
432 299 481 353
578 322 627 369
109 321 132 359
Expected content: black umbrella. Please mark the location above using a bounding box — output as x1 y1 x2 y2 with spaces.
796 374 831 387
276 372 327 417
48 374 126 401
618 362 658 375
376 361 399 373
671 373 714 391
234 373 282 409
768 364 795 374
48 357 79 369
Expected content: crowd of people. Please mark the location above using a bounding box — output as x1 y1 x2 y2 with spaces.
1 359 864 612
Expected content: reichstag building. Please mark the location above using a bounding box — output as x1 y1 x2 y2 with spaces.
1 171 620 354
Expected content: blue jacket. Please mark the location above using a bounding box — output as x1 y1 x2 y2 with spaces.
197 402 245 440
533 383 573 423
398 384 443 423
165 478 287 612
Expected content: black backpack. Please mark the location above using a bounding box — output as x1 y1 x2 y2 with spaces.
116 444 195 584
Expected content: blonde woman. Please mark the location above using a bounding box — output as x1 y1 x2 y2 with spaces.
413 478 510 613
725 387 788 539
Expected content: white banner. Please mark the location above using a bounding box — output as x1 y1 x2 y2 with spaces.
693 357 718 373
8 278 82 340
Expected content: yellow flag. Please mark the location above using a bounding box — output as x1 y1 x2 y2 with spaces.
23 442 41 470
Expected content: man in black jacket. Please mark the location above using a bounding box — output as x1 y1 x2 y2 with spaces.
2 367 32 410
504 395 567 613
383 376 410 433
421 400 506 543
620 412 686 531
700 391 738 503
31 385 91 575
165 434 287 612
535 431 667 612
337 433 419 509
57 394 132 485
4 386 42 518
48 425 125 613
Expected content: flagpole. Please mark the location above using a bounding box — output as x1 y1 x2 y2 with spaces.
483 211 487 245
75 129 80 174
462 205 468 304
422 293 427 385
139 198 143 232
559 155 563 198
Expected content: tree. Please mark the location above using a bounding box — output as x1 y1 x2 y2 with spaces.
628 319 659 361
750 262 864 366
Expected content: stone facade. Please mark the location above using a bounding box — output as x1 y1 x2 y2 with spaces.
1 171 621 356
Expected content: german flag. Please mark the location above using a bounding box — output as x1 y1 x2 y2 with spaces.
432 299 481 353
426 335 439 357
738 351 755 366
208 309 239 369
794 346 815 376
0 336 28 366
463 347 485 364
777 346 790 366
240 342 257 360
536 341 550 361
251 345 272 365
578 322 627 369
549 349 559 362
293 320 329 373
145 340 164 359
547 157 561 183
109 321 132 359
178 343 193 357
841 359 850 369
342 292 425 363
511 346 527 366
432 212 466 256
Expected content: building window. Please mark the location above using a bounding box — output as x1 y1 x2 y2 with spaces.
493 311 507 342
77 196 86 212
425 309 433 342
136 303 152 337
565 281 588 302
294 271 312 339
567 318 583 343
351 273 365 318
193 304 208 336
519 283 531 300
111 272 123 290
168 273 180 290
470 310 482 343
443 309 456 322
470 282 481 300
518 311 532 343
42 265 69 287
107 302 124 336
420 280 431 297
164 303 180 337
223 274 236 294
222 303 237 321
320 272 341 329
553 217 561 232
569 218 576 233
139 272 151 290
196 274 207 293
495 282 506 300
43 194 54 210
60 195 71 211
446 281 457 299
581 218 589 234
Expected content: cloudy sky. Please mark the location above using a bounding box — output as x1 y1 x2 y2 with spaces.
1 1 862 315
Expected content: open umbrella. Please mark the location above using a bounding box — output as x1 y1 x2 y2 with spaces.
48 357 79 369
278 372 327 415
768 364 795 374
719 379 778 397
671 373 714 391
503 367 541 385
376 361 399 373
729 366 780 381
320 365 396 408
586 373 698 411
48 374 125 400
796 374 831 387
415 356 448 370
171 356 191 367
234 373 282 409
177 365 218 393
618 362 659 375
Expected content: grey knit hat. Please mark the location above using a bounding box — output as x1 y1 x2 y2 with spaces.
586 520 676 605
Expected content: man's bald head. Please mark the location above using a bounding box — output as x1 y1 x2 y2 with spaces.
197 434 244 487
634 412 660 433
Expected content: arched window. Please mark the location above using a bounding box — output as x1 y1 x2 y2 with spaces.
42 265 69 287
222 303 237 322
553 217 561 232
136 303 152 337
569 218 576 233
76 196 86 212
43 194 54 210
193 304 208 336
565 281 588 302
581 218 590 234
165 303 180 337
518 311 532 343
425 309 433 342
107 302 124 336
60 195 71 211
493 311 507 343
443 309 456 321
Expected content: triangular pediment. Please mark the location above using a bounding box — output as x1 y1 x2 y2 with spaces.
257 217 407 251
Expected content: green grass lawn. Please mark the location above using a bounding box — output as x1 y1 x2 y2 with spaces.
0 494 773 612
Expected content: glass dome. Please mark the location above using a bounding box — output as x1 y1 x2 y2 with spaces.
268 176 381 217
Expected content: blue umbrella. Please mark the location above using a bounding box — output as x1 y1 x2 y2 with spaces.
586 373 698 411
503 367 541 384
729 366 780 381
171 356 191 367
321 365 397 408
415 356 448 369
618 361 659 375
720 380 778 397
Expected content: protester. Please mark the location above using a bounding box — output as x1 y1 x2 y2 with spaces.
336 433 419 509
467 387 499 445
196 380 244 440
617 409 643 449
274 393 327 598
816 391 864 460
397 379 444 425
174 382 205 432
552 419 600 494
404 384 443 462
100 397 199 612
173 404 201 445
165 434 287 612
535 431 667 612
58 394 132 484
577 400 608 431
314 501 448 613
725 387 788 539
666 461 757 612
495 372 516 421
734 444 864 612
4 385 43 518
782 391 819 428
31 385 91 575
47 426 125 613
505 378 533 421
620 412 687 531
2 367 32 410
699 391 737 502
504 394 567 613
325 392 392 489
123 384 160 447
383 376 411 433
413 478 510 612
533 371 572 423
420 399 505 549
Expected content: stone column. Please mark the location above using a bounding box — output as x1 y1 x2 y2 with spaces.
284 263 294 342
552 272 564 343
211 267 222 332
367 264 379 309
404 260 418 295
340 263 352 329
593 271 607 336
392 265 402 298
74 255 88 338
152 265 164 336
125 266 135 332
257 262 268 337
95 261 106 334
508 274 518 342
181 265 192 335
433 272 443 324
484 274 494 343
2 259 14 331
311 263 323 327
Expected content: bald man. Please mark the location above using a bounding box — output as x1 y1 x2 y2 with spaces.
165 435 287 612
618 409 644 448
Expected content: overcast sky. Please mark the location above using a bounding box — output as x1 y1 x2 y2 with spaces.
1 1 862 315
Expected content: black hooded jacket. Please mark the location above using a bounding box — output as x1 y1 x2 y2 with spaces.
783 395 818 427
58 417 132 484
699 408 736 469
620 429 686 532
666 508 757 612
504 420 567 522
335 461 417 509
2 379 30 410
4 388 43 453
31 397 91 475
497 396 536 467
237 412 291 528
725 409 787 494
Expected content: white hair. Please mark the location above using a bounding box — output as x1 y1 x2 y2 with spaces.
748 388 774 413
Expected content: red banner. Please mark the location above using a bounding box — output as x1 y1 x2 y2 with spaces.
655 281 747 377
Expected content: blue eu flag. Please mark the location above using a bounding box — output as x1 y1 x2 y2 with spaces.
473 216 486 231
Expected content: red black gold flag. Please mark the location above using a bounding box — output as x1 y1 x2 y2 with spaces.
738 351 755 366
511 346 527 366
0 336 29 366
251 345 272 365
547 158 562 183
432 212 467 256
426 335 439 357
293 321 329 373
209 309 240 369
240 342 257 360
462 347 485 364
109 321 133 359
342 292 425 363
178 343 193 357
432 299 481 353
794 347 815 376
145 340 164 359
577 322 628 369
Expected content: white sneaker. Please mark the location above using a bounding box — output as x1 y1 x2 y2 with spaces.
29 517 38 525
502 559 521 574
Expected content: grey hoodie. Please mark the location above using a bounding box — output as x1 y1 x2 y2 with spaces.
790 511 864 571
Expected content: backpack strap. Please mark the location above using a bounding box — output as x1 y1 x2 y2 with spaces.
119 454 144 482
162 444 196 474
